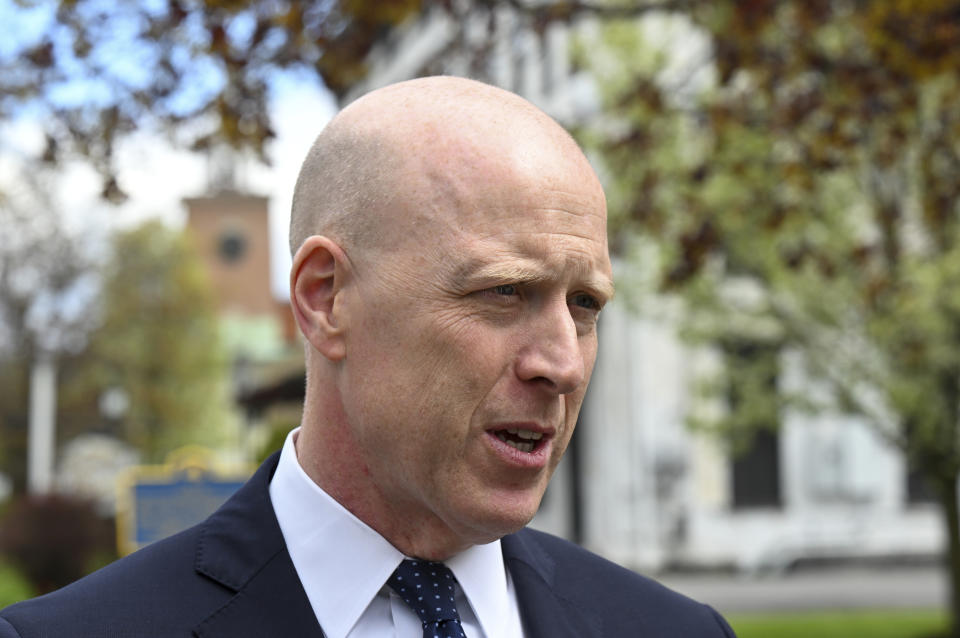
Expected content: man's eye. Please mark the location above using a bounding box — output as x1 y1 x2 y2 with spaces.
492 284 518 296
570 293 601 311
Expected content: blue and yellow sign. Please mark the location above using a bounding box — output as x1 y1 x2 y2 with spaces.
116 447 251 555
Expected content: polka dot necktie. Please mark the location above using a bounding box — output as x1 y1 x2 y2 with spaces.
387 559 468 638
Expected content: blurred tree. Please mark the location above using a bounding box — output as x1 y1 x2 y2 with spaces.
1 0 425 201
584 2 960 635
0 207 230 488
1 0 697 201
78 220 231 461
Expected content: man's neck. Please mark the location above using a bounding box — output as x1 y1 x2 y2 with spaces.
295 422 480 560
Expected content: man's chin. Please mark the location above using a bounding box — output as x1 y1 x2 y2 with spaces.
455 498 543 544
412 512 533 561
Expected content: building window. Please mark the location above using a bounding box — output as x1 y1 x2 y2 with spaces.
217 228 247 264
732 429 782 508
906 463 938 505
724 340 783 509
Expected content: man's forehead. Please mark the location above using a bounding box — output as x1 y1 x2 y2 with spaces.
327 77 609 268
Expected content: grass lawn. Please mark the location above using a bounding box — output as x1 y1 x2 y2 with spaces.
729 609 949 638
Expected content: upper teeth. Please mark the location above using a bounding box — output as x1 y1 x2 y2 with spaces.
506 428 543 440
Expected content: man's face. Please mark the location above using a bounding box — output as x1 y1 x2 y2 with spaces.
337 139 613 552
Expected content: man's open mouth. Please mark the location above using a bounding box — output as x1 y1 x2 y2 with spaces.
493 428 544 453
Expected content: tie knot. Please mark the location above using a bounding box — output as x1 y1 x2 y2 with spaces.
387 559 462 627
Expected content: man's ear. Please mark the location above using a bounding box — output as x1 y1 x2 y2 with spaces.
290 235 351 362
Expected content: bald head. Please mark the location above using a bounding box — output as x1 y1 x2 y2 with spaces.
289 76 597 256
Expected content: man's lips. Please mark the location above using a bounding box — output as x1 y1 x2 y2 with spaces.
485 424 554 455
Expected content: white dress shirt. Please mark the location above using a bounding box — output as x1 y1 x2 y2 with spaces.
268 429 526 638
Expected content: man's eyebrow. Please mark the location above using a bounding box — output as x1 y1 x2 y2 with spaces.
461 260 550 284
587 275 616 303
456 259 616 302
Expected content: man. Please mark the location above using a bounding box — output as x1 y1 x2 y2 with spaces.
0 77 735 637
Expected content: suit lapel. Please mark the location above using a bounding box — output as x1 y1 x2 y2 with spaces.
501 531 601 638
191 453 324 638
193 548 322 638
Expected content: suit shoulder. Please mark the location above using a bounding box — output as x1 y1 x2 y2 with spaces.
0 525 227 637
511 527 654 587
507 528 736 636
1 454 284 638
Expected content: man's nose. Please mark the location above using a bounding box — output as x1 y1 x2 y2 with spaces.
514 299 586 395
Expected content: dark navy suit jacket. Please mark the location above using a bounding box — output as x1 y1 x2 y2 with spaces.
0 453 736 637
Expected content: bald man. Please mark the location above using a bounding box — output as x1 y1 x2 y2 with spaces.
0 77 736 638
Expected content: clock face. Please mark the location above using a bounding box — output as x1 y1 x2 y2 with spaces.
217 228 247 263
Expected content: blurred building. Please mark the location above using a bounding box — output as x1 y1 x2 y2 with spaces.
183 189 304 460
344 4 943 573
183 192 296 358
585 302 940 573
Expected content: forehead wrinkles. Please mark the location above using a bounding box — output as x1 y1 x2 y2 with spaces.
471 202 608 239
465 236 606 275
485 229 611 280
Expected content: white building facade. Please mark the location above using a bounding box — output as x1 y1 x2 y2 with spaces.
582 300 941 572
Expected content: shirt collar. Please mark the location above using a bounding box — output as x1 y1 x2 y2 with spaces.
447 538 513 638
269 429 403 638
268 428 513 638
